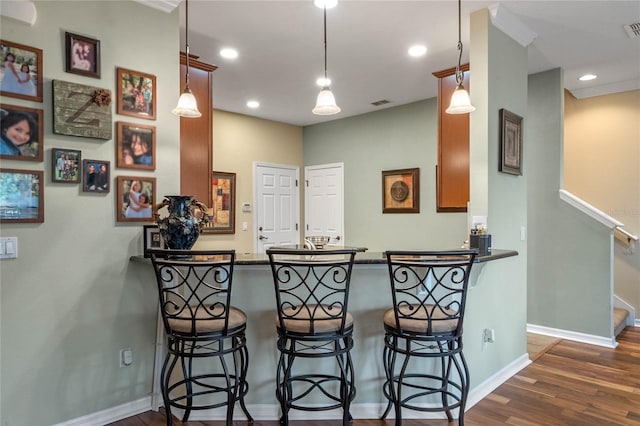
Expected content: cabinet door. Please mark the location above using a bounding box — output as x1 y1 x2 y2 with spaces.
433 65 470 212
178 53 216 207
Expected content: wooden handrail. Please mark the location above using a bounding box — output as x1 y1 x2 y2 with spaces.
614 226 638 249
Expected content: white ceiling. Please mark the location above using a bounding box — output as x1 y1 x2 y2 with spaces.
161 0 639 126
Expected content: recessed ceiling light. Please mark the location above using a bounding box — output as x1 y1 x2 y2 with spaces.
408 45 427 57
220 48 238 59
314 0 338 9
316 77 331 87
246 100 260 109
579 74 597 81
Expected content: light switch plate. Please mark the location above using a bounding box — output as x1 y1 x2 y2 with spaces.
0 237 17 259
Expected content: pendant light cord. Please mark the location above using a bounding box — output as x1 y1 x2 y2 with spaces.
455 0 464 86
185 0 191 87
323 6 328 81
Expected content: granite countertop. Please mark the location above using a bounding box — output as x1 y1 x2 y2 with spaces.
132 249 518 265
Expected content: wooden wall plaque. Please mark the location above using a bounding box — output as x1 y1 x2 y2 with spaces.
52 80 112 140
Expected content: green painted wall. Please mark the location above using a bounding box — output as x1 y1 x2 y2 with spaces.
466 7 528 383
527 69 612 337
0 2 179 424
303 99 468 251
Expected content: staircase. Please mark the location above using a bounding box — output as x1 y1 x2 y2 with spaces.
614 307 630 337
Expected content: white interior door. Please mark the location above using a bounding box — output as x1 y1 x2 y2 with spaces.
304 163 344 245
254 162 300 253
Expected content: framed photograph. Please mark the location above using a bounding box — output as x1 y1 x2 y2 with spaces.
499 108 523 175
51 148 81 183
116 121 155 170
0 104 43 161
0 168 44 223
116 176 156 223
116 67 156 120
65 32 100 78
143 225 165 257
202 171 236 234
82 159 110 193
52 80 112 140
0 40 43 102
382 168 420 213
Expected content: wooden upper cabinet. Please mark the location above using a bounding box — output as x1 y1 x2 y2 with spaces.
433 64 470 212
178 52 217 208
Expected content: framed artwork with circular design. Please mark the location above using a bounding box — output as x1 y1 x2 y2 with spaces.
382 167 420 213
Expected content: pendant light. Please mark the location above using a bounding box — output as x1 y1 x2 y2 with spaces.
446 0 475 114
312 4 341 115
172 0 201 118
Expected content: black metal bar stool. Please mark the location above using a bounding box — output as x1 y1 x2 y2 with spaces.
381 250 476 425
266 248 357 426
150 249 253 426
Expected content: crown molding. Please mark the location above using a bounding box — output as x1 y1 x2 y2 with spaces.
132 0 181 13
0 0 37 26
488 3 537 47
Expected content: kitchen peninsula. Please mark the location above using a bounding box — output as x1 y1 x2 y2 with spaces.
131 248 520 420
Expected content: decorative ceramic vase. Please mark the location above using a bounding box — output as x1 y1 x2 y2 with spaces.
155 195 210 250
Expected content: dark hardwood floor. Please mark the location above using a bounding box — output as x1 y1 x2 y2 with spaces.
109 327 640 426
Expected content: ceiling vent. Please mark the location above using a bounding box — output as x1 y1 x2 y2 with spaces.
371 99 391 106
624 23 640 39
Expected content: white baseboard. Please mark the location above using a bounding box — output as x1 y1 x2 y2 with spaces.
466 353 530 408
54 396 152 426
527 323 617 348
55 353 531 424
636 318 640 328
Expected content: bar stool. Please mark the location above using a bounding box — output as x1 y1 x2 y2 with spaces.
150 249 253 426
381 250 477 425
266 248 357 426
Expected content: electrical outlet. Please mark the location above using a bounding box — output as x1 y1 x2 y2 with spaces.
119 348 133 367
482 328 495 343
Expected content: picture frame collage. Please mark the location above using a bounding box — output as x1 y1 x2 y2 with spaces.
1 35 158 227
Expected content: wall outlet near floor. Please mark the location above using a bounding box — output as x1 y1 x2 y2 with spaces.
119 348 133 367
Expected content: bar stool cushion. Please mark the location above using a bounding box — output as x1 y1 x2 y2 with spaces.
167 305 247 334
383 305 458 334
275 304 353 334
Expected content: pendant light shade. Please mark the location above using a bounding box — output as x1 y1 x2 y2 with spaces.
172 0 201 118
313 87 341 115
312 5 341 116
446 0 475 115
172 86 201 118
446 80 475 114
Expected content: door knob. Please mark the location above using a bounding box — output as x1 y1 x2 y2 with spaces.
259 235 269 240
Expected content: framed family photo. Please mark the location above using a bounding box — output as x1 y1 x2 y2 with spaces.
382 167 420 213
499 108 523 176
0 104 43 161
51 148 81 183
82 159 110 193
203 171 236 234
65 32 100 78
0 168 44 223
116 176 156 223
116 121 155 170
143 225 165 257
116 67 156 120
0 40 43 102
